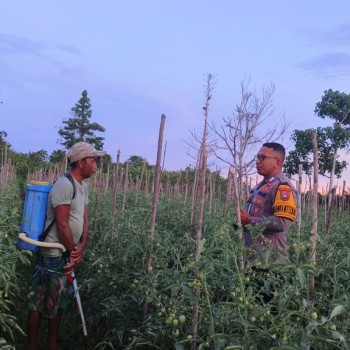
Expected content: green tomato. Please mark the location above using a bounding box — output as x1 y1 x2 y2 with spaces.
310 312 318 320
179 315 186 323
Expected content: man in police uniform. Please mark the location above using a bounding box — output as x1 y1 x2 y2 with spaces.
240 142 297 264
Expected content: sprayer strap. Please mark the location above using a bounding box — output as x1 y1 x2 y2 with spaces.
39 219 56 242
39 173 76 242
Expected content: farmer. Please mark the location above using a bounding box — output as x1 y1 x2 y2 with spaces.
26 142 105 350
240 142 297 264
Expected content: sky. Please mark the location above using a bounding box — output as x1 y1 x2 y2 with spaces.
1 1 350 187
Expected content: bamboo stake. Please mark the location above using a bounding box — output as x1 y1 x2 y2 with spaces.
190 150 208 350
183 171 189 215
141 114 166 326
340 180 346 215
111 150 121 228
208 172 213 214
231 167 243 270
190 157 200 235
326 187 337 237
223 170 232 217
92 158 103 232
297 164 302 237
190 74 213 350
148 114 166 242
122 161 129 215
104 164 110 195
310 132 318 290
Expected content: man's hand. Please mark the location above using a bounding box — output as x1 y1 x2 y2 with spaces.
70 242 85 264
63 256 76 278
240 208 251 227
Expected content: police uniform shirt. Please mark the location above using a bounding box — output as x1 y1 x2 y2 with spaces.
244 172 297 253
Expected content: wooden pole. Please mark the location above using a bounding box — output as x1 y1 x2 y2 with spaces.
297 164 302 237
141 114 166 326
111 150 121 228
310 132 318 290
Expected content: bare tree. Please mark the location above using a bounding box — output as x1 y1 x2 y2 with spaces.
210 78 289 197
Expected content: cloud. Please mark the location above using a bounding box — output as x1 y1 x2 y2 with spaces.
0 32 89 88
320 23 350 46
296 22 350 78
0 32 83 58
297 52 350 78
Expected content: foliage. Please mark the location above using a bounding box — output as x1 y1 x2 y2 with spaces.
284 127 349 178
0 181 31 347
49 149 66 164
315 89 350 124
7 149 53 180
0 131 8 146
6 182 350 349
286 88 350 178
58 90 106 150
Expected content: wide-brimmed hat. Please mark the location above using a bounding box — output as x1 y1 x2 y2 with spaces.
67 142 106 164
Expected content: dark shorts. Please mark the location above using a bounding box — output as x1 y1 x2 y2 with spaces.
27 255 74 319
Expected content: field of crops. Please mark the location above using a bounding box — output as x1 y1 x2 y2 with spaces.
1 174 350 349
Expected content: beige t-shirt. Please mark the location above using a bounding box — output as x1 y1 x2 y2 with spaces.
39 175 88 257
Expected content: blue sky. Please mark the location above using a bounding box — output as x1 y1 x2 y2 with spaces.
1 1 350 184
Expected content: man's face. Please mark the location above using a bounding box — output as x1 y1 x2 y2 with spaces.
255 146 282 179
80 157 98 178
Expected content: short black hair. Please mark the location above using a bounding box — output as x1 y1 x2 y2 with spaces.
263 142 285 161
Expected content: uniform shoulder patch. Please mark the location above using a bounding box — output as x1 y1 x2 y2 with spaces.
272 184 297 221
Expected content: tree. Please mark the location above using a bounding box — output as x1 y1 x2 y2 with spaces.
28 150 49 171
49 149 66 164
210 78 289 196
0 131 7 144
315 89 350 124
0 131 9 164
286 89 350 179
284 127 348 178
128 155 149 168
58 90 105 150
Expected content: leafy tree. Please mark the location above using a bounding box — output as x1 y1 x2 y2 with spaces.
7 151 29 179
27 150 49 172
0 131 7 144
284 127 348 178
49 149 66 164
315 89 350 124
128 155 149 168
124 155 153 182
285 89 350 179
58 90 105 150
